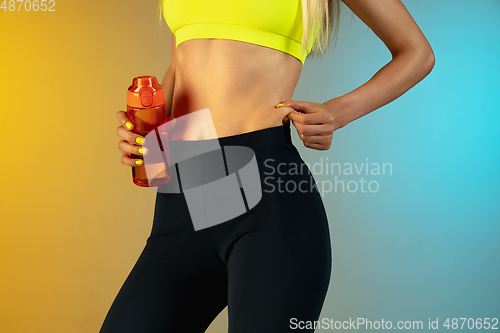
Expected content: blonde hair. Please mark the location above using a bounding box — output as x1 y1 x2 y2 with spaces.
157 0 341 61
302 0 341 59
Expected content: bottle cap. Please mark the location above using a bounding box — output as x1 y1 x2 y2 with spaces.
127 76 165 108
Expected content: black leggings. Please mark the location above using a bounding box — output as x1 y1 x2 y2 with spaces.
100 124 332 332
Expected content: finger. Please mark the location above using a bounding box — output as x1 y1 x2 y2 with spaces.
286 110 305 124
116 110 133 130
276 99 313 113
120 151 144 167
302 134 329 145
288 111 326 125
295 123 332 136
277 100 307 123
304 141 330 151
116 126 145 145
295 125 331 144
118 139 148 156
300 112 327 125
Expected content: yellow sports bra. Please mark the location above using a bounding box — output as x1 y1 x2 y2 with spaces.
162 0 312 65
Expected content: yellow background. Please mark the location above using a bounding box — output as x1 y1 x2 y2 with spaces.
0 0 227 331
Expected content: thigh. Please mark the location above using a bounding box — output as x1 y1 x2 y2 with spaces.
99 246 228 333
100 195 230 333
225 193 332 333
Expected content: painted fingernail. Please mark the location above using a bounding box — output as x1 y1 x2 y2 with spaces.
125 121 132 130
136 137 144 145
135 160 143 165
275 102 284 108
138 147 147 154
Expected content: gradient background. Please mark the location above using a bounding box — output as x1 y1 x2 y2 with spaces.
0 0 498 332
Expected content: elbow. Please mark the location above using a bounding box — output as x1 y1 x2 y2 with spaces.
394 43 435 80
412 46 435 81
424 47 435 75
418 41 435 77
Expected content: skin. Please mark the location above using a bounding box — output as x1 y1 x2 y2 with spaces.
117 0 435 166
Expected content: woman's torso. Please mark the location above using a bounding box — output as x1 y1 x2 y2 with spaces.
171 38 303 139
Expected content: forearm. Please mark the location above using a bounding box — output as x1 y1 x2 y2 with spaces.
326 47 435 129
161 65 176 118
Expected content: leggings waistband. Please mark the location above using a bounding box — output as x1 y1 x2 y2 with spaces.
215 124 292 150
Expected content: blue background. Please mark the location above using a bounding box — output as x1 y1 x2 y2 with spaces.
293 0 500 329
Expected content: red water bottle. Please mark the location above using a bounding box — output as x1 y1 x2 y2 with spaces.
126 76 171 187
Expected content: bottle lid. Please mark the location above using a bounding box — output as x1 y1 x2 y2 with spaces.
127 76 165 108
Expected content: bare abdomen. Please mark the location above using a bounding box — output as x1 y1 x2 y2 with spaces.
171 39 302 138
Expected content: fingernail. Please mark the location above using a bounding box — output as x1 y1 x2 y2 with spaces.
138 147 147 154
136 137 144 145
135 160 143 165
275 102 284 108
125 122 132 130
